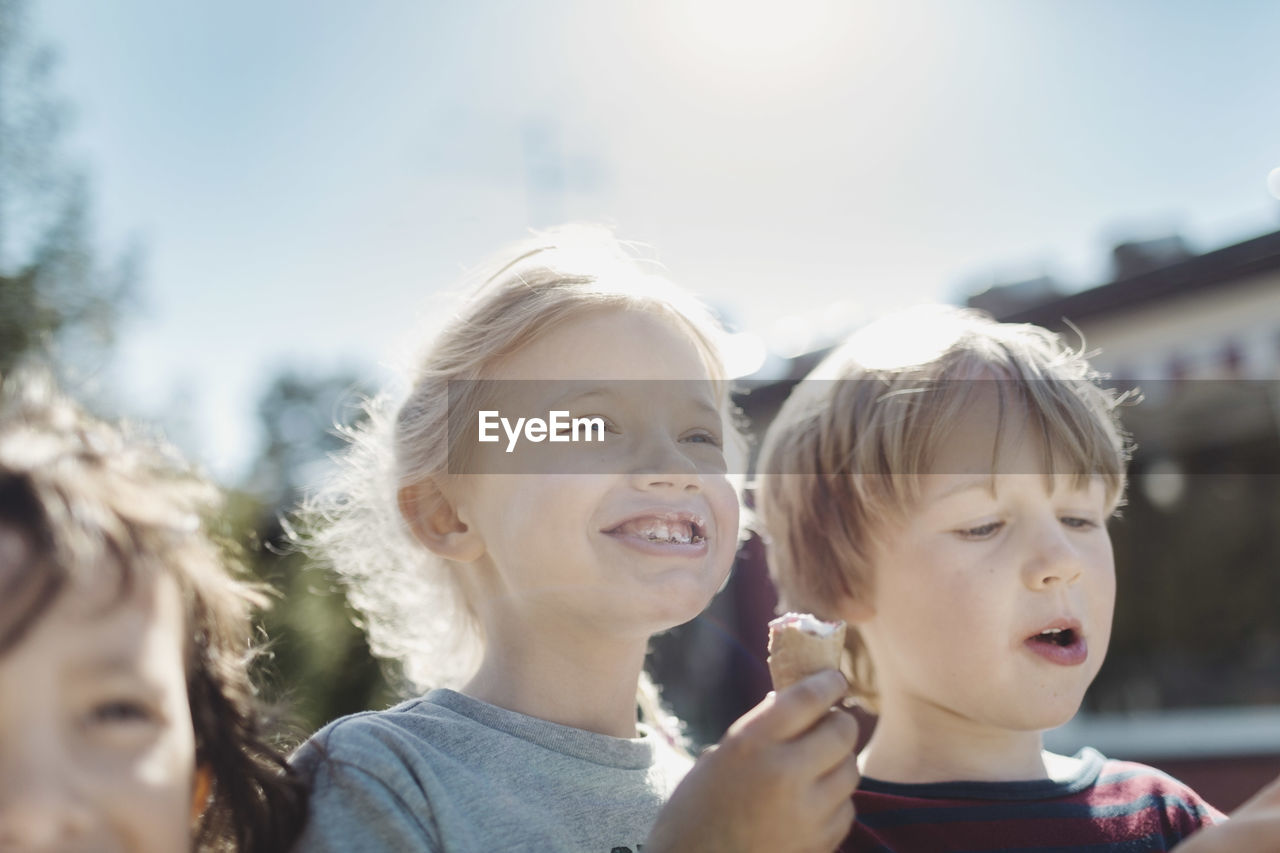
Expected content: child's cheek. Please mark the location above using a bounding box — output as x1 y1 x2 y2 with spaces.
137 726 196 786
122 729 199 849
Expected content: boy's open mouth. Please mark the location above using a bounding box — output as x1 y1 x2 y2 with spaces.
1029 627 1078 647
1023 620 1087 666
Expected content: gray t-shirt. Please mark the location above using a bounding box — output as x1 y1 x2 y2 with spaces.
292 688 693 853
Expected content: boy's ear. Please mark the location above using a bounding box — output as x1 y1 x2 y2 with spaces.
190 763 212 826
398 479 485 563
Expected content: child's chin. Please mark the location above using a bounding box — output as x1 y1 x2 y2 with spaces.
643 570 725 619
1015 699 1086 732
652 600 712 631
639 593 716 634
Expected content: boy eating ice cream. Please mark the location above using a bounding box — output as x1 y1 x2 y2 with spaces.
755 306 1224 851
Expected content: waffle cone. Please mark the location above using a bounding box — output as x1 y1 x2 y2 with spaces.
767 619 846 691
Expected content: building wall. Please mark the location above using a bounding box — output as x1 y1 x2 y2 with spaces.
1057 268 1280 380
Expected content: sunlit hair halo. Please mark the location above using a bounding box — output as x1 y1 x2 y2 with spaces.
300 225 739 704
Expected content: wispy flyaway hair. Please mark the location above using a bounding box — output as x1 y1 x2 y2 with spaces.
300 225 735 697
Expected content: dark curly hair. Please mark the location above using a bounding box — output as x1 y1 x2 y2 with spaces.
0 372 307 852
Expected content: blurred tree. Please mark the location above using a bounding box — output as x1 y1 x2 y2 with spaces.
0 0 134 375
235 369 395 734
248 371 370 504
0 0 381 737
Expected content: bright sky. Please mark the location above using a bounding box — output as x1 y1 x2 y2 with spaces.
33 0 1280 483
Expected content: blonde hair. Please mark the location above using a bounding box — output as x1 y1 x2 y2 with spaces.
755 306 1132 709
301 226 735 710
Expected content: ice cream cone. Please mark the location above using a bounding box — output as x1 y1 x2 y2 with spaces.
767 613 846 691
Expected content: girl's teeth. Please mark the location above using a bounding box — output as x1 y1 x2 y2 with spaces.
617 518 699 543
645 522 691 543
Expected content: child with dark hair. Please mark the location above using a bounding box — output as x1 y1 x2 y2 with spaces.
0 372 307 852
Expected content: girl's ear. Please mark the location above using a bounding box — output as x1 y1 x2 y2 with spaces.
190 763 212 826
398 479 485 562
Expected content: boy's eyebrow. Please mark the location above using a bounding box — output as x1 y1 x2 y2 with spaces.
933 476 997 501
931 473 1106 503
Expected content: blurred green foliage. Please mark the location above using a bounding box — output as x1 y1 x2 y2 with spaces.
232 370 397 736
0 0 135 376
0 0 394 734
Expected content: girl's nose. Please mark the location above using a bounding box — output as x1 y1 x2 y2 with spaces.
628 435 702 492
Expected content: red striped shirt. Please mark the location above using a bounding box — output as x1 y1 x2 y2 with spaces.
842 749 1226 852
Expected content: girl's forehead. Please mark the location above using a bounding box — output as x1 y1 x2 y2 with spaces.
489 308 715 382
482 377 722 414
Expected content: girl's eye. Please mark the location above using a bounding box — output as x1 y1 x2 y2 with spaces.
958 521 1004 539
683 430 723 448
1060 516 1098 530
554 416 616 438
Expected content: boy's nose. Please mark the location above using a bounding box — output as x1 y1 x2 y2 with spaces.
1022 527 1084 589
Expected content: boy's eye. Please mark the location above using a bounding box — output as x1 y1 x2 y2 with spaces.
1060 516 1098 530
958 521 1004 539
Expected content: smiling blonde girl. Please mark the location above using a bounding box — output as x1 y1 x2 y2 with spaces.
293 226 859 852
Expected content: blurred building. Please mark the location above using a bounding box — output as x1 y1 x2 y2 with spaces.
985 229 1278 382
